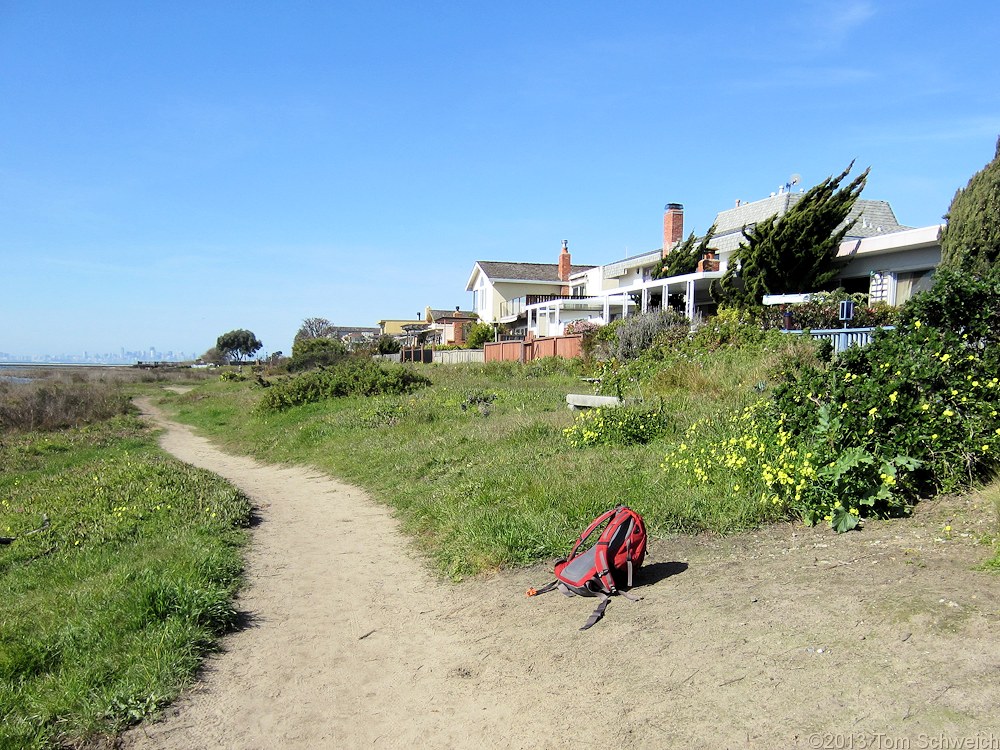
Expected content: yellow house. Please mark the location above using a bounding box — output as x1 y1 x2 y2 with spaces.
378 318 423 336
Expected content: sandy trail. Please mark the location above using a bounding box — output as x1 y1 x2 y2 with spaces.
123 397 1000 749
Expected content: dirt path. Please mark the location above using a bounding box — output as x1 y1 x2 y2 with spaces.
123 398 1000 749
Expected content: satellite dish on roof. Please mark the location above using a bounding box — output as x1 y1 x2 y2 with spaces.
790 173 801 186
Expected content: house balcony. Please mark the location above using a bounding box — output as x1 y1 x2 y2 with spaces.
499 294 596 323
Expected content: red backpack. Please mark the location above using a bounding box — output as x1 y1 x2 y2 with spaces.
527 505 647 630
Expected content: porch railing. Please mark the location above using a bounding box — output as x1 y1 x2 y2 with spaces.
499 294 595 320
782 326 895 353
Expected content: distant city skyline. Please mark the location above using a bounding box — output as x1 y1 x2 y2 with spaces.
0 347 200 365
3 2 1000 357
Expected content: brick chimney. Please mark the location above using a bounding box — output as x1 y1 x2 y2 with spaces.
696 249 720 273
558 239 571 295
662 203 684 258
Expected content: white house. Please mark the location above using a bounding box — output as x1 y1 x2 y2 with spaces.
465 240 596 326
512 193 941 337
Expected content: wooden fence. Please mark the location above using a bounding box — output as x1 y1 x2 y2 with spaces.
433 349 485 365
372 349 485 365
483 334 583 363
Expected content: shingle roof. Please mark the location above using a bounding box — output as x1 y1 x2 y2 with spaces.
709 195 913 255
475 261 596 282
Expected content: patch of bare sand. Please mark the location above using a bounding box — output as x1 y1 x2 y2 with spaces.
122 397 1000 749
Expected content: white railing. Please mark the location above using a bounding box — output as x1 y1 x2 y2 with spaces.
782 326 895 353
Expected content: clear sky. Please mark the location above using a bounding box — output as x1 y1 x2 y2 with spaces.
2 1 999 359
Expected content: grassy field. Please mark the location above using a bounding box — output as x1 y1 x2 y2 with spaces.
0 378 250 750
165 353 795 578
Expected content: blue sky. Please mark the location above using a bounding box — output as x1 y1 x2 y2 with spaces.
2 1 999 358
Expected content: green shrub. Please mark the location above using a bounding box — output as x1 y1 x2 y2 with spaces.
897 266 1000 346
289 336 348 371
688 307 771 351
564 404 671 447
464 322 494 349
375 334 401 355
759 290 899 331
258 359 431 411
606 309 690 361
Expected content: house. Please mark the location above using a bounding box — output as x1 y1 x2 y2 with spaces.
509 191 941 338
425 307 478 346
378 317 425 336
465 241 597 332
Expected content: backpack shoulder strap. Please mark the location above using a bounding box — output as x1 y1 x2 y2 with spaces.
580 593 611 630
567 506 623 560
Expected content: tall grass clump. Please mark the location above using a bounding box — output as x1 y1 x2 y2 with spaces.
0 415 251 748
0 379 132 431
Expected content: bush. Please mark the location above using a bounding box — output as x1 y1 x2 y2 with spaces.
465 322 494 350
750 326 998 530
606 309 690 361
0 381 132 432
564 404 672 447
376 335 401 355
258 359 431 411
759 291 899 331
289 336 348 371
897 266 1000 347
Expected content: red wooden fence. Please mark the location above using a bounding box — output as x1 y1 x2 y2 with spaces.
483 334 583 363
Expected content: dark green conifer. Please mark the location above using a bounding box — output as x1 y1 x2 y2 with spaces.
940 137 1000 273
714 163 869 307
651 224 718 279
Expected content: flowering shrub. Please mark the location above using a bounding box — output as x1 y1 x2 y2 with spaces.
661 402 915 532
563 320 602 336
662 275 1000 532
759 291 899 330
775 322 1000 500
564 405 671 447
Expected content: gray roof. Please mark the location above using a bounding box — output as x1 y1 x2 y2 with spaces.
709 194 912 255
475 261 596 282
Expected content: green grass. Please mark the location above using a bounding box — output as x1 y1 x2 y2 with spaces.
976 480 1000 572
0 416 251 749
167 356 783 578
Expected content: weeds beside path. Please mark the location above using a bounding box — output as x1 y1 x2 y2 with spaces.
122 395 1000 749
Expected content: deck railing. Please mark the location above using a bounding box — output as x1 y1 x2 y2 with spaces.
500 294 595 319
782 326 895 353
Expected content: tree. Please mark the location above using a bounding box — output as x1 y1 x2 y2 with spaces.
465 322 495 349
651 224 718 279
714 162 870 307
294 317 335 343
940 136 1000 273
216 329 263 363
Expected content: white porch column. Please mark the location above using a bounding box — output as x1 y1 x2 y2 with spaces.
887 271 898 307
641 287 649 313
526 307 532 334
685 280 696 321
603 296 610 323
